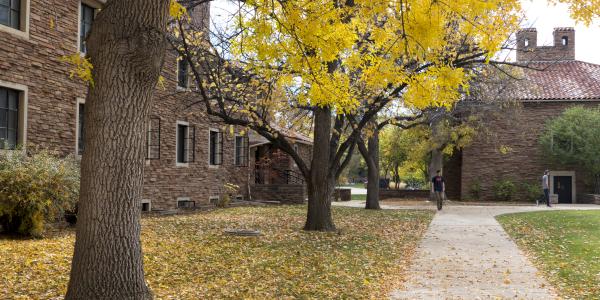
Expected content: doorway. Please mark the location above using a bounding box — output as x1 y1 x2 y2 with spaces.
553 176 573 203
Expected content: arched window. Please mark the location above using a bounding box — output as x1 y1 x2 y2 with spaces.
524 38 529 47
562 36 568 46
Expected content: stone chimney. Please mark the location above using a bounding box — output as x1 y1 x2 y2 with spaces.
516 27 575 62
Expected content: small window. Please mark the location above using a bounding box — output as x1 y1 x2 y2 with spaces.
209 195 220 205
80 3 95 53
177 58 189 88
176 123 195 164
524 38 529 47
146 116 161 160
235 195 244 201
209 130 223 165
562 36 568 46
177 198 195 208
0 87 19 149
234 135 248 166
141 200 151 212
0 0 21 30
77 102 85 155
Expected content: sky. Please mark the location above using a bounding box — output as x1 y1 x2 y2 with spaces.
521 0 600 64
210 0 600 64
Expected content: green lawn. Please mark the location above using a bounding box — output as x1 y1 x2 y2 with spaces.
497 210 600 299
0 206 433 299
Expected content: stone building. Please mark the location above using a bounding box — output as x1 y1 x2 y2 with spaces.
0 0 309 211
449 27 600 203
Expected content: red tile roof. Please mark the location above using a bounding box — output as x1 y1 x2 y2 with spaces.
513 60 600 101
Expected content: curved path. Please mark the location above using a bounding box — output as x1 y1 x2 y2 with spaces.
334 201 600 299
390 204 600 299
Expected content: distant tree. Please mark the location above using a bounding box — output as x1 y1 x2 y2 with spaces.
540 106 600 194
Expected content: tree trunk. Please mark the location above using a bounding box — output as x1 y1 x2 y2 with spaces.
394 163 400 189
594 174 600 195
304 107 336 231
428 149 443 180
66 1 169 299
364 129 381 209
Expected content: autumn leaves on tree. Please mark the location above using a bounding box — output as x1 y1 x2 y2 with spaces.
171 0 522 230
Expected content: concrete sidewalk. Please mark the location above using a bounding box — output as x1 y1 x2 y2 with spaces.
386 204 600 299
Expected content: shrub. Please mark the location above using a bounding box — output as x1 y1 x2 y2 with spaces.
520 182 541 202
469 181 482 200
492 179 516 201
0 150 79 237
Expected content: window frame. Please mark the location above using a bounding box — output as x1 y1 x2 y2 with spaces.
146 116 161 160
0 80 27 151
0 0 29 39
177 197 195 209
234 134 249 167
176 57 190 89
78 2 96 53
75 98 85 155
176 121 195 166
209 129 223 167
141 199 151 212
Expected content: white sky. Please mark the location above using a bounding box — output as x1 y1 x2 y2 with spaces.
521 0 600 64
210 0 600 64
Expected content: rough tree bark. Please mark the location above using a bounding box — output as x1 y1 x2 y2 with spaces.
66 1 170 299
594 174 600 194
358 128 381 210
304 106 336 231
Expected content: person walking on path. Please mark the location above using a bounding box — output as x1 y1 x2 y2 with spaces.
431 170 445 211
540 170 552 207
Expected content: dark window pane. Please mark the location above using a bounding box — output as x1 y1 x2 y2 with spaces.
8 110 17 130
0 128 6 148
10 0 19 9
0 89 6 108
0 110 6 127
10 9 18 28
0 0 9 6
177 124 188 163
7 128 16 148
209 131 217 164
178 59 188 88
78 103 85 154
0 8 8 27
8 90 17 110
80 4 95 52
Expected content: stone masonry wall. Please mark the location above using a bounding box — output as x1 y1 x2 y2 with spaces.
461 101 599 201
0 1 249 211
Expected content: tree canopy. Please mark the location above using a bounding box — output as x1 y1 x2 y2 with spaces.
540 106 600 193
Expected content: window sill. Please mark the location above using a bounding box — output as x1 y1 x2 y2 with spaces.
208 164 220 169
176 86 192 92
176 162 189 168
0 24 29 40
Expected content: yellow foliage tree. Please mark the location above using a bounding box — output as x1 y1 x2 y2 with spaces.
172 0 526 231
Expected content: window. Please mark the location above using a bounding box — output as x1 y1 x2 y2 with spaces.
177 58 189 88
209 195 220 205
77 102 85 154
234 135 248 166
176 122 195 164
177 197 195 208
524 38 529 47
0 0 20 29
146 116 161 160
562 36 568 46
0 87 19 149
79 3 95 53
141 199 151 212
209 130 223 165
